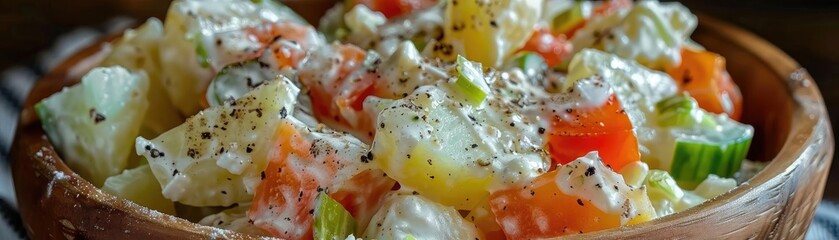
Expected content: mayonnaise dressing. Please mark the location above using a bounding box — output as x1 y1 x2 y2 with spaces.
571 0 697 69
555 151 643 224
363 193 482 239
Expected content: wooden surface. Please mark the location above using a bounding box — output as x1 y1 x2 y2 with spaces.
8 2 835 239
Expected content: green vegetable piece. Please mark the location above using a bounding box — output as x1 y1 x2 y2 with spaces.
405 235 417 240
670 135 751 189
655 93 717 129
644 170 684 203
190 33 211 68
552 1 590 34
452 55 489 106
313 192 358 240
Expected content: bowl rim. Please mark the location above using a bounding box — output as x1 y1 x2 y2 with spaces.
10 14 834 239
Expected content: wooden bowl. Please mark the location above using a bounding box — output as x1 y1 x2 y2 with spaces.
10 5 834 240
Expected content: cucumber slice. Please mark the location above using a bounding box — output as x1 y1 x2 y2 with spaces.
313 193 358 240
668 114 752 189
451 55 490 106
37 66 149 186
102 165 175 215
136 77 299 207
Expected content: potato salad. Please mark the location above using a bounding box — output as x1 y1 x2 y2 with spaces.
36 0 756 239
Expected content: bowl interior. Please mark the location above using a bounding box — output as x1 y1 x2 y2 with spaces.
10 3 833 240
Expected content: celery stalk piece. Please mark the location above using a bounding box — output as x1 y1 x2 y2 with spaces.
313 193 358 240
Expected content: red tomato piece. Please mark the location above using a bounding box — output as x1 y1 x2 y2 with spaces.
667 48 743 120
248 121 393 239
348 0 438 19
546 95 639 172
520 27 573 67
489 171 631 238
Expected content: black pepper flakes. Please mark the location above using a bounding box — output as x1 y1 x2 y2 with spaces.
279 107 288 119
89 109 106 124
584 166 596 176
201 132 212 139
577 199 585 206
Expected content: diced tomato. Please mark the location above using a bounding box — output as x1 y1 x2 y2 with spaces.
489 170 649 238
667 48 743 120
520 27 573 67
546 95 639 172
348 0 438 19
248 121 393 239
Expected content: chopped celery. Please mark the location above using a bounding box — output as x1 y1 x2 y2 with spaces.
405 235 417 240
512 51 548 79
645 170 684 203
190 33 211 68
452 55 490 106
314 193 358 240
551 1 591 34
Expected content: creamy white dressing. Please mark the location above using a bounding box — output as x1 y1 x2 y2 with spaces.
345 3 445 57
136 79 299 206
373 84 550 193
555 151 641 224
571 0 697 69
363 193 481 239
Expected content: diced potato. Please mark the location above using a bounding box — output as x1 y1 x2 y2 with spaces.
37 66 149 186
363 193 482 239
135 77 299 206
437 0 543 67
103 165 176 215
100 18 183 136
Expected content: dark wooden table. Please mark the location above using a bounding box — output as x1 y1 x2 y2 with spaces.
1 0 837 200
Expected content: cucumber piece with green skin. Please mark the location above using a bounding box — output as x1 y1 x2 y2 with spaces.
36 66 150 186
136 77 299 207
102 165 176 215
313 192 358 240
652 95 753 189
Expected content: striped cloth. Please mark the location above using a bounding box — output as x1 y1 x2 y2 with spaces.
0 18 836 240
